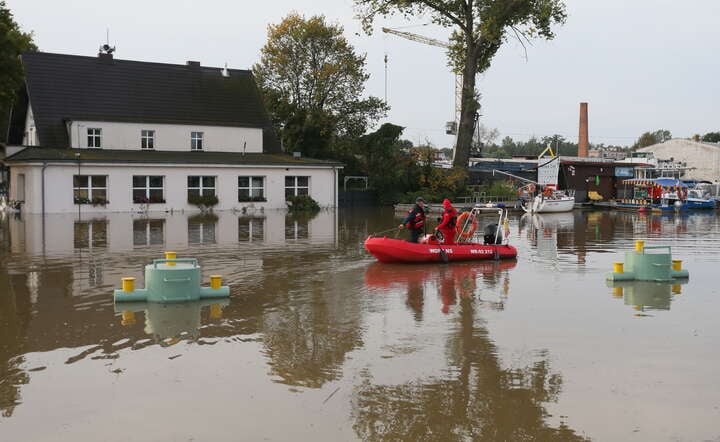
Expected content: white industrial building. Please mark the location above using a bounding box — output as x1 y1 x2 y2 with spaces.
637 139 720 181
2 51 342 214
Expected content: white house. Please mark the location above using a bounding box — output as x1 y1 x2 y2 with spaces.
2 51 342 214
637 139 720 181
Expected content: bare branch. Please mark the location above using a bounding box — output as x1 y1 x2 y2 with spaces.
417 0 470 34
510 26 529 61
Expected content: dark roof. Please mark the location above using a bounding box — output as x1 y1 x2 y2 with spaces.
3 147 343 167
11 52 281 152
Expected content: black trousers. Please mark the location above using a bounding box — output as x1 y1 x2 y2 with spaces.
409 228 423 243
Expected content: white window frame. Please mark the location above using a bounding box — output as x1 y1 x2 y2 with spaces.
238 176 265 201
141 130 155 149
191 131 204 151
73 175 108 204
87 128 102 148
187 176 216 197
132 175 165 204
285 176 310 198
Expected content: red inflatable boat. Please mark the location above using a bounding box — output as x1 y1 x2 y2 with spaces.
364 236 517 263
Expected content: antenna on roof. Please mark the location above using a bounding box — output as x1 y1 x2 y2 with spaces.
99 28 116 55
221 62 229 77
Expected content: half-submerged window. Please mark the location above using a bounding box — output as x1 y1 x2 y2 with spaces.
141 130 155 149
87 128 102 148
133 175 165 204
238 176 265 202
191 131 204 151
284 176 309 199
73 175 108 205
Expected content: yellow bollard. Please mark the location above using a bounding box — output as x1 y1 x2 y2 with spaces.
121 310 136 326
635 240 645 253
122 277 135 292
672 260 682 271
671 284 681 295
612 287 623 298
209 304 223 319
613 262 624 274
165 251 176 266
210 275 222 290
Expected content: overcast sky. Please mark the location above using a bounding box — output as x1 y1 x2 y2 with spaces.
8 0 720 148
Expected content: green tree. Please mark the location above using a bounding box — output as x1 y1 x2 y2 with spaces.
0 2 36 140
632 129 671 149
359 123 414 202
701 132 720 143
355 0 566 169
253 12 387 157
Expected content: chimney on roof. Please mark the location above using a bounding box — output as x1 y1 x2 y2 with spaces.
578 102 589 157
186 60 201 69
221 62 229 77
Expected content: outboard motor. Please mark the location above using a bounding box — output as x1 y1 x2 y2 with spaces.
483 224 503 245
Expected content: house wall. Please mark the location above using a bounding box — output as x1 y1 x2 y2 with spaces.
10 163 339 214
638 139 720 181
67 121 263 153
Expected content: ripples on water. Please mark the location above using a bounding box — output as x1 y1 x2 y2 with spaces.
1 208 720 441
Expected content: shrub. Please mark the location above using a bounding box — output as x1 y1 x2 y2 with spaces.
188 194 219 212
286 195 320 213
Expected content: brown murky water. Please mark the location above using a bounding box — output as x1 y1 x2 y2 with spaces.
1 208 719 441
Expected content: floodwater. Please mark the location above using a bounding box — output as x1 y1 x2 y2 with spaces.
1 207 719 441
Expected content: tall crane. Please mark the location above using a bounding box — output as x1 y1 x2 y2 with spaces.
382 27 462 136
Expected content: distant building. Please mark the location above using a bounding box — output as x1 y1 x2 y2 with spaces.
637 139 720 181
2 51 342 214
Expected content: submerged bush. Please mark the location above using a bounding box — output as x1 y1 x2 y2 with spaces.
286 195 320 213
188 194 219 212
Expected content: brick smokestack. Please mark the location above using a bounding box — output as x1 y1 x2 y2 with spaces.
578 102 589 157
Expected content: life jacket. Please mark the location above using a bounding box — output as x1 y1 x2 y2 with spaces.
406 206 425 230
444 208 457 229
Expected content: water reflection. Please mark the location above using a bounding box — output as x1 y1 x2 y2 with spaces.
607 280 687 315
354 267 587 441
2 208 720 440
5 209 337 255
115 300 229 342
365 260 516 318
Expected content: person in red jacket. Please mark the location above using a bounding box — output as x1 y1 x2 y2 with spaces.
435 198 458 245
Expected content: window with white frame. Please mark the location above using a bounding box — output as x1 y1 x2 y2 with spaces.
132 176 165 203
238 176 265 201
187 176 216 199
73 175 108 204
284 176 309 198
238 217 265 242
191 131 204 151
141 130 155 149
87 128 102 148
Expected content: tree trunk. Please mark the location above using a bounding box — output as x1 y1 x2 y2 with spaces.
452 48 479 169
